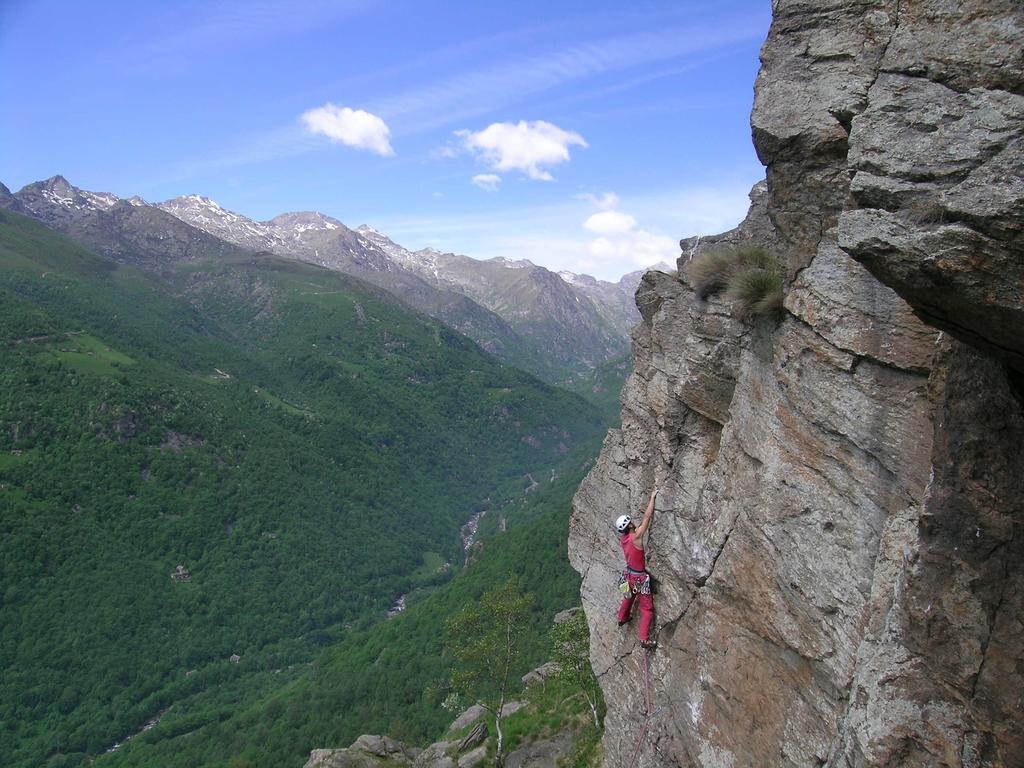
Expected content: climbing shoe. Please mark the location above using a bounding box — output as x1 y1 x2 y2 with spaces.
618 618 629 627
640 639 657 649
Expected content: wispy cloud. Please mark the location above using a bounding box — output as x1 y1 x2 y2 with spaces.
141 124 318 191
576 192 619 210
139 0 370 63
471 174 501 192
530 52 734 117
370 19 766 134
588 231 678 270
159 11 765 181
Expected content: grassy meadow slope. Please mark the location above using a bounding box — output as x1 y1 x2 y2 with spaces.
0 211 605 767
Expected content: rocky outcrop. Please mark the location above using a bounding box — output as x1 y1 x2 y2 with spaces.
304 735 420 767
304 695 576 768
0 182 27 215
570 2 1023 766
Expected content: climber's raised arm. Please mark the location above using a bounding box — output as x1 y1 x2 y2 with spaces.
632 487 657 543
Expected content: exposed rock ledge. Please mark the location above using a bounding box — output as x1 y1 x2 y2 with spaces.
569 1 1023 766
304 696 569 768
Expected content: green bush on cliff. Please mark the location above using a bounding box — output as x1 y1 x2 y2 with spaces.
687 245 785 320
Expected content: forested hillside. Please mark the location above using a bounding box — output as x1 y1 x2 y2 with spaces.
0 211 606 767
96 471 594 768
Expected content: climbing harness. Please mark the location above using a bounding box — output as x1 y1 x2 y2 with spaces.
619 568 652 596
626 646 657 768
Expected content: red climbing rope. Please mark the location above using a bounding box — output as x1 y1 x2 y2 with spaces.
626 647 655 768
643 650 653 713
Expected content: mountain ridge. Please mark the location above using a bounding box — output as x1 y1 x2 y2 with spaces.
3 175 646 385
155 188 642 376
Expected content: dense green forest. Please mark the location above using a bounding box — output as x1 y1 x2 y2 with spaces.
564 352 632 426
0 211 609 767
96 477 592 768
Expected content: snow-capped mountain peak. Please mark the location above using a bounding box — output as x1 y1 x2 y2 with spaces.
268 211 343 232
558 270 590 286
491 256 534 270
176 194 225 212
33 175 119 212
11 176 122 227
157 195 289 253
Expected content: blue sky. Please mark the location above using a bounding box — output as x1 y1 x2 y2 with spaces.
0 0 770 280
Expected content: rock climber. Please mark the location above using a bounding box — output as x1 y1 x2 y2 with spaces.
615 488 657 649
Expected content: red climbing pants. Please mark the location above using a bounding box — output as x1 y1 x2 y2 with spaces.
617 574 654 642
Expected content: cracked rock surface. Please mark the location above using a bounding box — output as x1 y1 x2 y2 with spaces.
569 2 1024 766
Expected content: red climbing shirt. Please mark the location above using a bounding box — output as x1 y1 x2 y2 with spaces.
621 532 646 572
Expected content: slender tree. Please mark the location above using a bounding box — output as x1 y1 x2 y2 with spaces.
550 610 602 728
445 579 533 767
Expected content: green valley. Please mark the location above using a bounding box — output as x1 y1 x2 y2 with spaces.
0 211 608 767
95 477 597 768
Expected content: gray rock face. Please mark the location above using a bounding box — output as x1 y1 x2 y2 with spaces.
304 735 420 767
447 704 486 733
503 729 576 768
411 740 457 768
521 661 559 686
0 181 28 215
840 65 1024 369
456 745 486 768
570 2 1024 766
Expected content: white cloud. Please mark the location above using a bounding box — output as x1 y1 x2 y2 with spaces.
301 104 395 156
583 209 636 234
589 229 678 268
576 191 619 210
457 120 587 181
471 173 502 192
580 191 677 269
430 143 460 160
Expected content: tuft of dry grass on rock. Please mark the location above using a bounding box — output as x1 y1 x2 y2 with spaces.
687 245 785 321
732 245 777 271
726 266 785 320
687 250 736 300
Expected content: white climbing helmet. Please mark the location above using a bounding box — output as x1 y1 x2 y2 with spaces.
614 514 632 532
